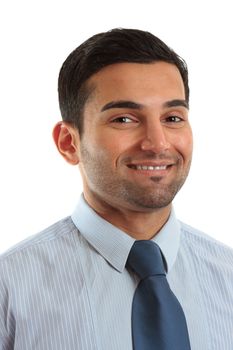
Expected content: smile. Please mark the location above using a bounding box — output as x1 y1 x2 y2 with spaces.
129 165 168 171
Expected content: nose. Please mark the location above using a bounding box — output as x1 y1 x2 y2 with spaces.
140 121 170 153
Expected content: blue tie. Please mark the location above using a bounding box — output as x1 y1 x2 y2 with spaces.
127 240 191 350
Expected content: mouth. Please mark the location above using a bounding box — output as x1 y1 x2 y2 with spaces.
128 164 170 171
125 161 176 179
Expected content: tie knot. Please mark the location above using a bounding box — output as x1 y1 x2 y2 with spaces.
127 240 166 279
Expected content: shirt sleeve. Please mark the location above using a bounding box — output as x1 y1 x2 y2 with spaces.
0 261 15 350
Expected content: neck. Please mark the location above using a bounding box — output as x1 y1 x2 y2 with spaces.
83 193 172 240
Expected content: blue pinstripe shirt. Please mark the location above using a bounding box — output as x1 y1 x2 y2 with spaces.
1 195 233 349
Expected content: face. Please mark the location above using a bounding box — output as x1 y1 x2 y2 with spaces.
77 62 193 212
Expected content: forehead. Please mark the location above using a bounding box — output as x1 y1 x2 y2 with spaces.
87 62 185 105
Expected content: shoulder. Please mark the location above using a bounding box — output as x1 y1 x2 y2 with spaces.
0 216 89 343
179 220 233 269
0 216 85 308
0 216 78 267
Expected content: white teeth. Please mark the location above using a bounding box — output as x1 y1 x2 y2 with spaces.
135 165 167 170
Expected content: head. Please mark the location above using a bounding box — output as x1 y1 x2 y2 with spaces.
58 28 189 134
54 29 193 214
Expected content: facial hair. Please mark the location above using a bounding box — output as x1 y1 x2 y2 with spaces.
79 143 192 211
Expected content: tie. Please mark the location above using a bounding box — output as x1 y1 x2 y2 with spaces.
127 240 191 350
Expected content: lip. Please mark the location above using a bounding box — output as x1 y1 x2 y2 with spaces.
127 160 175 168
126 162 174 177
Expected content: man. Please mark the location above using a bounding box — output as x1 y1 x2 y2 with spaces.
0 28 233 350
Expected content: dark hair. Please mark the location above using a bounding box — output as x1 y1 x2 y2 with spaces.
58 28 189 133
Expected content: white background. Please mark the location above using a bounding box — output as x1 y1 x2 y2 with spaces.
0 0 233 253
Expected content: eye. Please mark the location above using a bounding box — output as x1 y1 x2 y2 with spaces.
165 115 184 123
111 116 136 123
109 115 139 129
162 113 187 128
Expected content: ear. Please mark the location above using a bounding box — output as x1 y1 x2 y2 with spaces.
52 121 80 165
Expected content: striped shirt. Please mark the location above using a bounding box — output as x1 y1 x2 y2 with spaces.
1 195 233 349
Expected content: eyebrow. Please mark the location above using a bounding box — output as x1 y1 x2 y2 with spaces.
165 99 189 109
101 100 143 112
100 99 189 112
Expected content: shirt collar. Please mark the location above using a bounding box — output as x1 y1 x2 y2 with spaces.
151 208 181 272
71 195 181 273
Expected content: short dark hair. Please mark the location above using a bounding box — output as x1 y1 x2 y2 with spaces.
58 28 189 133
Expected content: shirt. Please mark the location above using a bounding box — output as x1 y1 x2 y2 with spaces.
1 195 233 350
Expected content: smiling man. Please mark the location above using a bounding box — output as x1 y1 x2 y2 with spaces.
57 61 192 240
1 28 233 350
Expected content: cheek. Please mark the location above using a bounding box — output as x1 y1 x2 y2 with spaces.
88 136 122 168
172 129 193 159
96 132 134 159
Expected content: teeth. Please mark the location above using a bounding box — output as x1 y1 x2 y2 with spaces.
135 165 167 170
